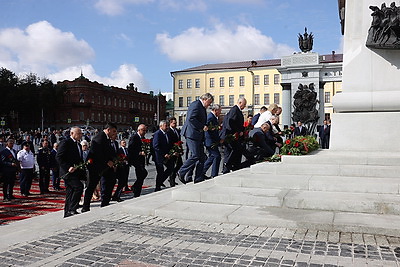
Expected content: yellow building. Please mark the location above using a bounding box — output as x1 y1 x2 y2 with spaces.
171 53 342 127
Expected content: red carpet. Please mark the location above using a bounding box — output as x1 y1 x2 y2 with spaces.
0 176 152 225
0 177 66 225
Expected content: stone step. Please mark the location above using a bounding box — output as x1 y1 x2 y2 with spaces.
122 199 400 237
172 181 400 215
171 183 287 207
281 150 400 166
250 161 400 178
214 173 400 194
283 190 400 215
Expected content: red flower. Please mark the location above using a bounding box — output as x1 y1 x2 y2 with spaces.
177 140 183 146
285 139 291 145
288 152 292 155
290 126 295 131
87 158 94 164
142 138 151 144
294 142 299 147
8 154 13 158
234 132 240 140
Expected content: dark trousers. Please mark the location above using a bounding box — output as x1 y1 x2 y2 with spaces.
2 171 16 199
179 138 206 183
169 155 183 183
155 160 174 190
132 164 148 197
64 177 83 217
321 136 330 149
52 168 61 189
82 171 101 210
223 140 243 174
203 146 221 177
39 167 50 193
113 165 130 198
20 168 34 195
100 172 116 207
83 169 116 209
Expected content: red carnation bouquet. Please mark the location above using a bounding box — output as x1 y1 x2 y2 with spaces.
169 141 184 156
60 158 93 179
141 138 151 155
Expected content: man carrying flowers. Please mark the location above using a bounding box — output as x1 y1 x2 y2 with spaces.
56 126 87 218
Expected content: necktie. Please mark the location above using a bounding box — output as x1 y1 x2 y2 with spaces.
77 142 82 159
124 148 128 156
164 132 169 143
111 140 116 152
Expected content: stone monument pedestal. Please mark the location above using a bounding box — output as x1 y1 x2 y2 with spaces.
331 0 400 152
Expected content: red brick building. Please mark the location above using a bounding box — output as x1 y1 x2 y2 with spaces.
55 75 166 130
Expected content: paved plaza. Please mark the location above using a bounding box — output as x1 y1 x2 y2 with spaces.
1 211 400 267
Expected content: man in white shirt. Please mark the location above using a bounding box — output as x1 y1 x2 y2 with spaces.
17 143 35 197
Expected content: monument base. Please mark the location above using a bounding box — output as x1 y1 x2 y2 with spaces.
330 111 400 152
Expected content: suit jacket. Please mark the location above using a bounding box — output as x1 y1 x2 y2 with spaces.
249 128 269 151
152 129 171 164
56 137 85 180
0 148 18 174
294 126 307 136
204 112 220 147
220 105 244 139
87 131 117 176
251 113 261 125
181 99 207 141
128 133 146 167
167 127 181 145
319 125 330 138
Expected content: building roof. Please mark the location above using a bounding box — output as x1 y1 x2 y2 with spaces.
172 53 343 74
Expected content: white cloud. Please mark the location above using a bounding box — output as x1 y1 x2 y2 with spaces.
48 64 150 92
95 0 154 16
0 21 95 74
159 0 207 12
155 24 295 63
0 21 150 92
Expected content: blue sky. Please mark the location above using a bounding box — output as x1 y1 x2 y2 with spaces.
0 0 342 96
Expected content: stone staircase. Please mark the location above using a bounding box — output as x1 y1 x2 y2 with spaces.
122 150 400 236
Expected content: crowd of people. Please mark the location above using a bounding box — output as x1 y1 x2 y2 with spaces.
0 92 331 218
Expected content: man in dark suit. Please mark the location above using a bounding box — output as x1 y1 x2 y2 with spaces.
319 120 331 149
178 93 214 184
294 121 307 137
220 97 247 174
82 123 118 212
0 139 18 201
246 122 275 162
153 120 174 191
203 104 222 179
166 117 182 187
56 127 86 217
112 139 129 202
37 140 52 194
128 124 148 197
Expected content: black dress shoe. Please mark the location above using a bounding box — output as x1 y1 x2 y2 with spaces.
177 172 186 185
169 179 177 187
154 187 162 192
81 207 90 213
203 175 211 180
112 197 124 202
161 183 166 188
194 179 204 184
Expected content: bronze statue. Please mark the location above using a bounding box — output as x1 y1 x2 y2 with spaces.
298 27 314 52
366 2 400 49
292 83 319 135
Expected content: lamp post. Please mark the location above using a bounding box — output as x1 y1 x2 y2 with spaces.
247 62 257 115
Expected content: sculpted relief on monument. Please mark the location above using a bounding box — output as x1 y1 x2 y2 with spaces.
366 2 400 49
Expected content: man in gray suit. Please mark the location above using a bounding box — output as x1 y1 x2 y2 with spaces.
178 93 213 184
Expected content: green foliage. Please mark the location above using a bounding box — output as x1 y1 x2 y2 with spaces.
0 67 66 129
281 135 319 155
